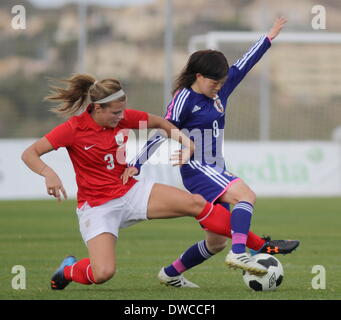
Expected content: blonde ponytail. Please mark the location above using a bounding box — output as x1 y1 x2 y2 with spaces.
45 73 125 117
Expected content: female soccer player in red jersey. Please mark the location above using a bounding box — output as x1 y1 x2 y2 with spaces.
21 74 269 290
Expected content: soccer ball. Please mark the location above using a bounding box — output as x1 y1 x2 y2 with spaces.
243 254 284 291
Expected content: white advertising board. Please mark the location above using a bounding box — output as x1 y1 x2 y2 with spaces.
0 139 340 199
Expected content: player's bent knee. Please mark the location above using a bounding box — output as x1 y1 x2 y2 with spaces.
191 194 207 212
93 267 116 284
238 188 256 205
248 189 256 204
206 241 227 254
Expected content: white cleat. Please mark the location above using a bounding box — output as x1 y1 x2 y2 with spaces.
158 267 200 288
225 251 268 276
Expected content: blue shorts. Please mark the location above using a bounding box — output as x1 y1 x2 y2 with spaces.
180 161 240 208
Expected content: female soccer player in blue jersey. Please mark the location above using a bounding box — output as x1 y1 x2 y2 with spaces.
123 17 299 288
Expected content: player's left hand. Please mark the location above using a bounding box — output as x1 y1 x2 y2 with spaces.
170 148 192 166
267 17 288 40
121 166 139 185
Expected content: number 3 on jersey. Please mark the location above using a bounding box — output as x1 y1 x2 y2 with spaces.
212 120 219 138
104 153 115 170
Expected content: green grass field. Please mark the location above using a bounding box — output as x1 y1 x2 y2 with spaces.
0 198 340 300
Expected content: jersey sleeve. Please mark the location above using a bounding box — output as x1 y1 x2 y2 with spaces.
121 109 149 129
164 88 191 128
128 131 167 174
221 35 271 97
129 90 192 173
45 121 75 150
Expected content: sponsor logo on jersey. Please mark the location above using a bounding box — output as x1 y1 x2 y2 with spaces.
192 105 202 113
84 144 96 150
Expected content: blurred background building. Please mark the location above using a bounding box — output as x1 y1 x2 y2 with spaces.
1 0 340 140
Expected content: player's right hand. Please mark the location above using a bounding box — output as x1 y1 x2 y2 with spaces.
45 173 67 202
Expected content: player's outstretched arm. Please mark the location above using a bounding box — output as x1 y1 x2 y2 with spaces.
267 17 288 40
147 114 194 166
21 137 67 201
222 16 288 95
121 114 195 184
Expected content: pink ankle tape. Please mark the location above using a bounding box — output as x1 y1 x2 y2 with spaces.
232 233 248 245
173 259 186 274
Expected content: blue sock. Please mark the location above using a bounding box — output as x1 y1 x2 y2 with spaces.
231 201 254 254
164 240 214 277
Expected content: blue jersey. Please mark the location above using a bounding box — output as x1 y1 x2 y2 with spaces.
130 35 271 203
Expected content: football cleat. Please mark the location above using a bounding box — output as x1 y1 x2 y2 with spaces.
250 237 300 256
225 251 268 276
158 267 199 288
51 255 77 290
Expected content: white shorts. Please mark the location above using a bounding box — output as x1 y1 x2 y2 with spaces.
76 179 155 244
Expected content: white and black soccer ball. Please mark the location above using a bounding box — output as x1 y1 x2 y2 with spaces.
243 254 284 291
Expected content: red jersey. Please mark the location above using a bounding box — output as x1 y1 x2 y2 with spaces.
45 108 149 208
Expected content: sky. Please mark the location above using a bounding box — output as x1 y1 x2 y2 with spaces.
29 0 154 8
